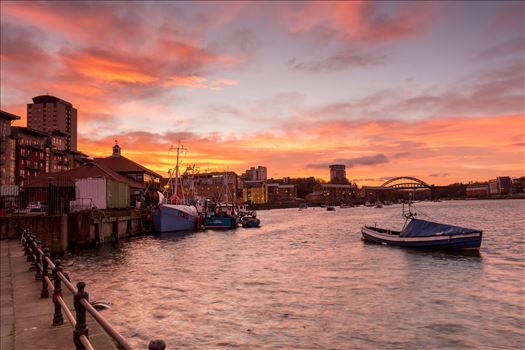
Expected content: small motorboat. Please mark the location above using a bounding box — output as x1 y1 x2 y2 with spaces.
361 203 482 250
240 215 261 228
326 206 336 211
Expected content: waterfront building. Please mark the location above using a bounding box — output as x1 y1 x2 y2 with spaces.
329 164 346 183
488 180 499 195
242 180 267 204
308 183 356 204
93 142 161 191
181 171 240 203
497 176 512 195
22 161 144 212
466 183 489 197
27 95 78 151
0 111 20 187
266 183 297 204
241 166 267 181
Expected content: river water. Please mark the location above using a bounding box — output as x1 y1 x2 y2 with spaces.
66 199 525 349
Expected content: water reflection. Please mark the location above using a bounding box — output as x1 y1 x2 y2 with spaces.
65 200 524 349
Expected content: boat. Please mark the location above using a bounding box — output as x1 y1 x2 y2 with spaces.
152 144 199 232
240 215 261 228
298 203 308 210
361 203 482 250
340 203 354 208
326 206 336 211
374 202 383 208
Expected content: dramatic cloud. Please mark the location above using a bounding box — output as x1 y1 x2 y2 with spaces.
1 2 523 186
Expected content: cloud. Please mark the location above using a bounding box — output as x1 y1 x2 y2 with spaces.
281 1 435 44
429 173 449 177
306 153 390 169
289 51 386 72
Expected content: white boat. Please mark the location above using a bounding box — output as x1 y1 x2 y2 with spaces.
153 144 199 232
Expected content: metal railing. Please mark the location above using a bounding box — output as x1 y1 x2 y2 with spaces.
20 229 166 350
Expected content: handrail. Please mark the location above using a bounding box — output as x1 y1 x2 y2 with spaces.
18 230 166 350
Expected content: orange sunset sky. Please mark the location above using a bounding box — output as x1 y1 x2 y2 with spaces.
1 1 524 185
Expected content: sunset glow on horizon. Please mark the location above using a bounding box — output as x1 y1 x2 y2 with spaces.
1 1 523 185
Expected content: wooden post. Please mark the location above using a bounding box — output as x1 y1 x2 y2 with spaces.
73 282 89 350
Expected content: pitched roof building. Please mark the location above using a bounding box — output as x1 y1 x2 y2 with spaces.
92 142 161 189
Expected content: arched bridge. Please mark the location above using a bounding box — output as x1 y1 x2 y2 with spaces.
381 177 431 189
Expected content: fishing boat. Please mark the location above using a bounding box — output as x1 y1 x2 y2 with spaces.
361 203 482 250
203 201 238 229
152 144 199 232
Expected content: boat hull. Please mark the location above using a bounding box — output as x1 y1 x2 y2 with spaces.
361 226 482 250
204 217 237 229
153 205 198 232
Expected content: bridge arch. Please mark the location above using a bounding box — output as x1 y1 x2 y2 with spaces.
381 176 430 189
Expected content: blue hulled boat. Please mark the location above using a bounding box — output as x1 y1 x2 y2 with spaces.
361 203 482 250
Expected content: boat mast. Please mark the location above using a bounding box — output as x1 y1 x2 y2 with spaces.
170 143 187 204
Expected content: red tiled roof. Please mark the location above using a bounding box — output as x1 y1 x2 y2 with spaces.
23 162 145 189
93 156 161 178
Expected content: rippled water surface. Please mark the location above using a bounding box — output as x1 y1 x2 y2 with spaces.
66 200 525 349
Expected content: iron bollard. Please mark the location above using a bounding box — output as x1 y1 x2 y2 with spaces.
52 260 64 326
35 241 42 280
29 236 36 269
26 234 32 262
148 340 166 350
23 233 30 257
41 248 50 298
73 282 89 350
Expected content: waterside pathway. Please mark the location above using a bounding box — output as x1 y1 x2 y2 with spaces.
0 239 117 350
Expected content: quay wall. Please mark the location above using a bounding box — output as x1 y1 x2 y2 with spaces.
0 209 152 253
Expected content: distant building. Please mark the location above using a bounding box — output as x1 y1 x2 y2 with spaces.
329 164 346 182
181 171 240 203
497 176 512 195
242 180 267 204
488 180 499 195
27 95 78 151
308 183 356 204
242 166 267 181
466 183 489 197
266 183 297 204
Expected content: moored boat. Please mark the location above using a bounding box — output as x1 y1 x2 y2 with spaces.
240 215 261 228
153 144 199 233
361 203 482 250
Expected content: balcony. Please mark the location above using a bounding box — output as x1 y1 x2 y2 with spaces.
26 164 42 171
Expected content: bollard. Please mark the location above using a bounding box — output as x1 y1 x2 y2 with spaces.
26 234 32 262
35 241 42 280
41 248 50 298
148 340 166 350
73 282 89 350
52 260 64 326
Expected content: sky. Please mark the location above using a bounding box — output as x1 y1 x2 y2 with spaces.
1 1 524 185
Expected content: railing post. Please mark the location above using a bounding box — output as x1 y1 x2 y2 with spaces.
149 340 166 350
35 241 42 280
73 282 89 350
41 248 50 298
52 260 64 326
26 233 32 262
29 235 36 269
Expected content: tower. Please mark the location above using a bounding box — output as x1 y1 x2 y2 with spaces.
27 95 78 151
